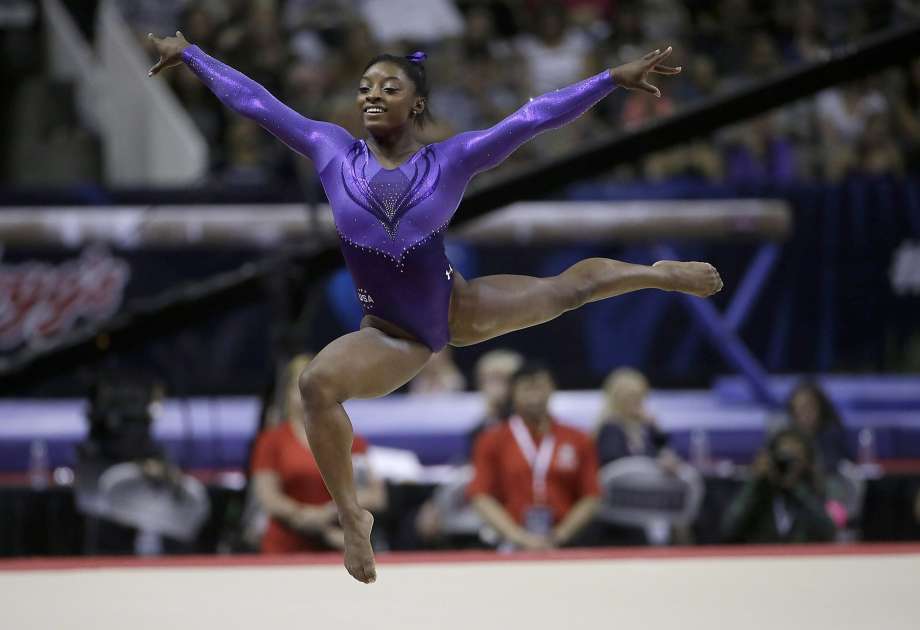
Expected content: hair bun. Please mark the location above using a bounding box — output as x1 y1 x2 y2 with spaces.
405 51 427 64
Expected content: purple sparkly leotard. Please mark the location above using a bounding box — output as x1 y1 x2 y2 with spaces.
183 45 616 351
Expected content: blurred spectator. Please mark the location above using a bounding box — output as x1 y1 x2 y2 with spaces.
780 1 829 64
859 111 904 175
464 349 525 454
413 349 522 545
722 428 837 544
560 0 614 27
595 368 680 474
228 2 287 93
409 347 467 394
722 113 798 184
639 0 691 44
620 85 675 130
594 367 691 545
516 3 593 94
746 30 783 80
76 371 183 554
117 0 189 39
219 119 278 186
78 371 170 480
281 0 361 37
597 1 647 66
360 0 464 45
9 0 919 187
251 355 386 553
430 6 525 134
468 362 600 550
676 54 719 103
816 81 888 179
6 78 100 185
893 57 920 168
784 381 850 475
180 2 219 52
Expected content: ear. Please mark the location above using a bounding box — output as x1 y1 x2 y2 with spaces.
413 96 426 117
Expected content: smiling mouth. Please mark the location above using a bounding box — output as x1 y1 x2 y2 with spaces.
364 106 386 115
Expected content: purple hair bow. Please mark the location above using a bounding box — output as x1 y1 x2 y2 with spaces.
405 51 427 64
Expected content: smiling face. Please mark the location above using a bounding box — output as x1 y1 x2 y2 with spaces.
358 61 425 134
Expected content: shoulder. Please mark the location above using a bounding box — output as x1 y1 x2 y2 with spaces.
256 423 286 442
553 421 592 446
251 424 291 469
304 120 357 148
476 422 510 448
260 422 299 448
597 420 627 438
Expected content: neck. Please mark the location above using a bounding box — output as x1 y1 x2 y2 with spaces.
366 127 420 157
519 413 550 433
485 401 504 421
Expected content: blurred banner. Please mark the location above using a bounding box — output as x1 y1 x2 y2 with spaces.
0 247 129 353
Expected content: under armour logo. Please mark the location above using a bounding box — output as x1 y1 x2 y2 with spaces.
445 265 453 280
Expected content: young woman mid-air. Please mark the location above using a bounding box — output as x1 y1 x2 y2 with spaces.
148 32 722 583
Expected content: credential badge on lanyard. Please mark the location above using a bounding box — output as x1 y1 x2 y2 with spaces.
509 416 556 504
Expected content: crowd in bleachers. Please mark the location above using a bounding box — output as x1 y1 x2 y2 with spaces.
130 0 920 188
4 1 919 188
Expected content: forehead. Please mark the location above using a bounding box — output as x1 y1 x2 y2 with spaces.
514 372 554 389
361 61 410 82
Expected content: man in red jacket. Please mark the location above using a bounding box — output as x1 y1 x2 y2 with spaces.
467 362 600 550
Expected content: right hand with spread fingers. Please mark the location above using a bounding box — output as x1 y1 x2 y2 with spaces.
610 46 681 98
147 31 190 77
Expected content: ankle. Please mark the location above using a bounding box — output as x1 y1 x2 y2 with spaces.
338 505 367 525
650 264 675 291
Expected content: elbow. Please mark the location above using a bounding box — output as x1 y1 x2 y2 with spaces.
231 87 271 120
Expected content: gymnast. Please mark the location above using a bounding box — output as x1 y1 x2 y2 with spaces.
147 32 722 583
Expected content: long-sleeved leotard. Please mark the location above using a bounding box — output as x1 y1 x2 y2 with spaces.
183 45 616 351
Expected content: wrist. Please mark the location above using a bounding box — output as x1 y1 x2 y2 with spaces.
607 67 619 88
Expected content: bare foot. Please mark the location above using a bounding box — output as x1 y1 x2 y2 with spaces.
342 509 377 584
653 260 723 297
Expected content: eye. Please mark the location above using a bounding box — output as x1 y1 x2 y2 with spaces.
383 87 397 94
358 86 370 93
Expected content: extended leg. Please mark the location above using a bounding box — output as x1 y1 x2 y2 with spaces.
449 258 721 346
299 327 431 582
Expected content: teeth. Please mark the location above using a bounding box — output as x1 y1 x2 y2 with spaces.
365 107 384 113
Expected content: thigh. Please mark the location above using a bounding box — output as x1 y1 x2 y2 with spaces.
448 273 580 346
307 327 432 400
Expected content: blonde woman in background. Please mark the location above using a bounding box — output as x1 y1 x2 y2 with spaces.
251 355 386 553
595 368 680 474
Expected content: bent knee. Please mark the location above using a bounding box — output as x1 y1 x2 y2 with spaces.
298 367 340 410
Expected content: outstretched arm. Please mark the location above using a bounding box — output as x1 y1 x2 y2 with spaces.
446 47 681 176
147 32 352 172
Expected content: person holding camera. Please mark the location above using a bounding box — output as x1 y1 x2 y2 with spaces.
722 429 837 544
